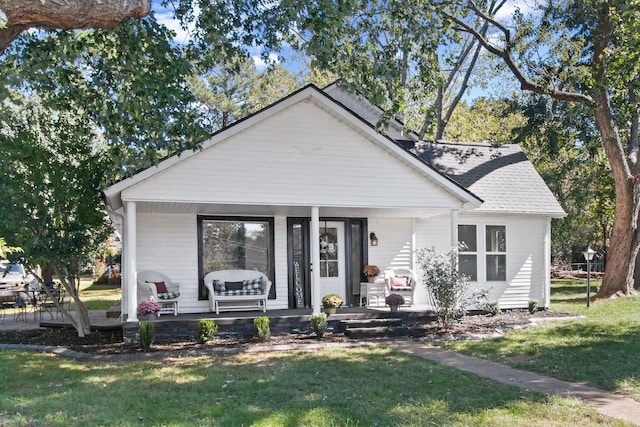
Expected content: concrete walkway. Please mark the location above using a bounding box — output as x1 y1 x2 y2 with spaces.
390 341 640 426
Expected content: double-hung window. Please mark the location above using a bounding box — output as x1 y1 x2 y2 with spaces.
457 225 477 281
486 225 506 281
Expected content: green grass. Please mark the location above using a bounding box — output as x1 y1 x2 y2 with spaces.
75 276 120 310
442 279 640 401
0 347 627 426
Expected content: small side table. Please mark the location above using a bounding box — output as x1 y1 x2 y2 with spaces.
360 281 386 307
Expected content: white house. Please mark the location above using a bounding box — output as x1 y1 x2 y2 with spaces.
103 83 566 321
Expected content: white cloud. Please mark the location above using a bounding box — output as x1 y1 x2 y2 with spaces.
493 0 539 22
153 0 197 44
253 54 280 70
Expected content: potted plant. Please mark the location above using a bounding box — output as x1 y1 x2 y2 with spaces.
363 264 381 282
137 299 161 320
385 293 405 312
322 293 343 315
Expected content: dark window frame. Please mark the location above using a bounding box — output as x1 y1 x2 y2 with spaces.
197 215 275 300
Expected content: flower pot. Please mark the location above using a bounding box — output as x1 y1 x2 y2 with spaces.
367 276 375 283
140 312 157 321
325 307 337 315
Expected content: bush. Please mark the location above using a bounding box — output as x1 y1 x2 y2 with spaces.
486 300 500 316
139 321 154 350
254 316 270 341
528 299 539 314
416 246 470 329
198 319 219 343
310 313 328 339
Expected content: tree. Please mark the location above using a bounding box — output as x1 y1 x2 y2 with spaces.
436 0 639 296
0 238 22 259
0 91 110 336
0 17 208 335
0 0 151 54
187 56 301 133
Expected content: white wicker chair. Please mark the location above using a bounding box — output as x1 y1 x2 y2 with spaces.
384 268 416 306
137 271 180 316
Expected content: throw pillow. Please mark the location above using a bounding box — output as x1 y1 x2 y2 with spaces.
390 276 408 287
243 278 264 291
225 281 244 291
153 281 168 293
212 279 225 292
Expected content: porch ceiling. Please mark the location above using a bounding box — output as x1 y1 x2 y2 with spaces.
133 200 453 219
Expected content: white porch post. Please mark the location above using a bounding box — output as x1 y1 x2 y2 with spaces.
125 201 138 322
450 210 459 249
310 206 321 314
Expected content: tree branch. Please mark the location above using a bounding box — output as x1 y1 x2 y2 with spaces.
0 0 151 54
442 3 594 105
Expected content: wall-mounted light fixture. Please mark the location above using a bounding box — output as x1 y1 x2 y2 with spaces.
369 232 379 246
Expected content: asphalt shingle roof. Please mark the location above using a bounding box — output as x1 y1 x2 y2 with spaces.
400 141 566 217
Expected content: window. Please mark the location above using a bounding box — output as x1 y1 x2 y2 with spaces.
198 216 274 299
319 227 339 278
458 225 477 281
486 225 506 281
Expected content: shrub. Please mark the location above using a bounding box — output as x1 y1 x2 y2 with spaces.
254 316 270 341
198 319 219 343
139 321 154 350
321 294 343 308
528 299 539 314
416 246 470 329
487 300 500 316
310 313 328 339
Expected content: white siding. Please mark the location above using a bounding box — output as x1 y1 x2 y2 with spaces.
415 213 549 309
122 101 462 210
136 213 205 313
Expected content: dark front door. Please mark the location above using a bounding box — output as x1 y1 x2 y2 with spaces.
287 217 367 308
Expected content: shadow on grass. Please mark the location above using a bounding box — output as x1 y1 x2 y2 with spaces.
0 347 607 426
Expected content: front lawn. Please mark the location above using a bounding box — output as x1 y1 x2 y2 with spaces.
0 347 625 426
442 279 640 401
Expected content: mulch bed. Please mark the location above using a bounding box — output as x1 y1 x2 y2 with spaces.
0 309 575 355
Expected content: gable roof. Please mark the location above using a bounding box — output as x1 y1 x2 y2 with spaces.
398 141 566 217
103 84 482 212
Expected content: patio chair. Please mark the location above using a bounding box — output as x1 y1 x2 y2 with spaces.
384 267 417 306
137 271 180 316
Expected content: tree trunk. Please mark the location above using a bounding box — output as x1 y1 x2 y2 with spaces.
592 91 636 297
53 265 92 337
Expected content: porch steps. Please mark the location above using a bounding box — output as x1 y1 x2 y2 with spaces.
340 318 409 339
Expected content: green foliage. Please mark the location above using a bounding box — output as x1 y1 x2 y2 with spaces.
528 300 539 314
309 313 328 339
253 316 270 341
416 246 470 328
198 319 219 343
516 94 614 260
486 300 500 317
321 294 343 309
139 321 154 350
0 238 22 259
